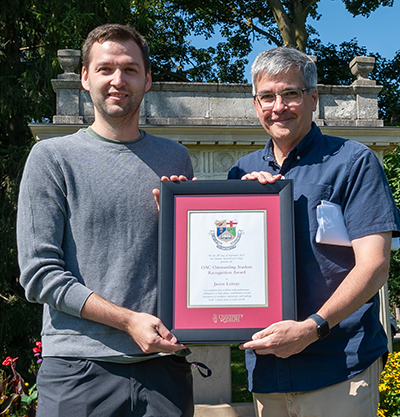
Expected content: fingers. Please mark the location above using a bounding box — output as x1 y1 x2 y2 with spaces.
143 322 186 354
137 333 185 354
155 176 196 210
239 336 269 351
128 312 186 354
241 171 282 184
156 320 178 344
152 188 160 210
160 175 192 181
238 327 272 351
238 320 317 358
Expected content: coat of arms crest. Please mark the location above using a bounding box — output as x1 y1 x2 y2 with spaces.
211 219 242 250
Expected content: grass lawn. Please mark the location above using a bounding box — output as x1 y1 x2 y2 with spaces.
231 337 400 403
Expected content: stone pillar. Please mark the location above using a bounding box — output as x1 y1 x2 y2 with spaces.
51 49 83 124
190 345 232 404
350 56 383 127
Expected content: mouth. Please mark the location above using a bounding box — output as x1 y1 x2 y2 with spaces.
107 93 128 100
269 118 293 126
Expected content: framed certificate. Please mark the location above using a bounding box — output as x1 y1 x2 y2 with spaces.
157 179 296 343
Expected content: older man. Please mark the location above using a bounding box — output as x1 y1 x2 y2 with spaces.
228 47 400 417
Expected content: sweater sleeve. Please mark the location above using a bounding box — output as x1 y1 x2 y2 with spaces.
17 142 92 318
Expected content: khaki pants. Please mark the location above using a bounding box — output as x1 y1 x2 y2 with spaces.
253 358 383 417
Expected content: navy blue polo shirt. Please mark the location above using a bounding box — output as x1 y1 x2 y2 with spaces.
228 123 400 393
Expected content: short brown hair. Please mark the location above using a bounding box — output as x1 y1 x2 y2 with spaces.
82 24 150 73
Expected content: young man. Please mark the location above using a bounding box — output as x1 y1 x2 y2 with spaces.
228 47 400 417
17 24 194 416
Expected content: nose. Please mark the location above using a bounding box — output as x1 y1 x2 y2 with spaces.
110 69 125 87
271 94 286 112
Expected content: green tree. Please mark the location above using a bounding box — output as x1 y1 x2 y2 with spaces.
129 1 251 82
173 0 393 52
375 51 400 126
384 147 400 307
380 51 400 308
0 0 132 375
307 38 368 85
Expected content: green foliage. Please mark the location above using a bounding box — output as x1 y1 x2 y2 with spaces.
0 355 38 416
231 345 252 403
129 1 251 82
343 0 393 17
393 338 400 352
384 148 400 209
0 0 132 380
384 148 400 306
307 38 368 85
172 0 393 53
0 296 42 385
388 250 400 308
375 51 400 126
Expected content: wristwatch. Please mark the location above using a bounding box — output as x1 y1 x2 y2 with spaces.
308 314 330 340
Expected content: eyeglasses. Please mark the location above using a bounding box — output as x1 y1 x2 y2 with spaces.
253 88 313 109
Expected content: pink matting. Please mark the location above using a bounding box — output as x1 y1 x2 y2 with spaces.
173 194 283 330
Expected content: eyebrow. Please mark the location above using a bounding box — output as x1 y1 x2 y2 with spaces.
95 60 141 68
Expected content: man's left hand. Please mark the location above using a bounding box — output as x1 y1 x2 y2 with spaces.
241 171 282 184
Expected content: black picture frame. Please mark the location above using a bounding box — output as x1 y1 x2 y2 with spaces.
157 179 296 344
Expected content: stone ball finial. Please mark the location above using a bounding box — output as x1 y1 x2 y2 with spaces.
57 49 81 74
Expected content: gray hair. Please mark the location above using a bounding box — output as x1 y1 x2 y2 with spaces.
251 47 317 95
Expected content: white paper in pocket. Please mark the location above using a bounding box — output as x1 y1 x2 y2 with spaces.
316 200 352 247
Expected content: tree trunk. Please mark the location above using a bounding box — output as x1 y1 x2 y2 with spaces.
267 0 318 51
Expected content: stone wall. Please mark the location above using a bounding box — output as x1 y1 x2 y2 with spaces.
29 50 400 182
51 51 383 128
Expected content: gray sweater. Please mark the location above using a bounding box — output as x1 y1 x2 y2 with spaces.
17 129 193 358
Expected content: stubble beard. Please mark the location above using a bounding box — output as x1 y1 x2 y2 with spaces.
93 90 144 127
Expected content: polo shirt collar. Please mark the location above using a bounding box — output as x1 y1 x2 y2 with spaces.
262 122 320 171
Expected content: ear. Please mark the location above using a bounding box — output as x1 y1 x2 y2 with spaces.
253 97 262 121
311 88 319 112
144 70 152 93
81 66 90 92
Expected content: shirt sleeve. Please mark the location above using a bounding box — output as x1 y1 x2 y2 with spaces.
17 142 92 318
342 146 400 240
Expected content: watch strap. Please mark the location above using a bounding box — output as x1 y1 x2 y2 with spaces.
308 313 331 340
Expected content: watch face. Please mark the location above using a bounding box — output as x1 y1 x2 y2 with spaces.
308 314 330 339
318 321 330 339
